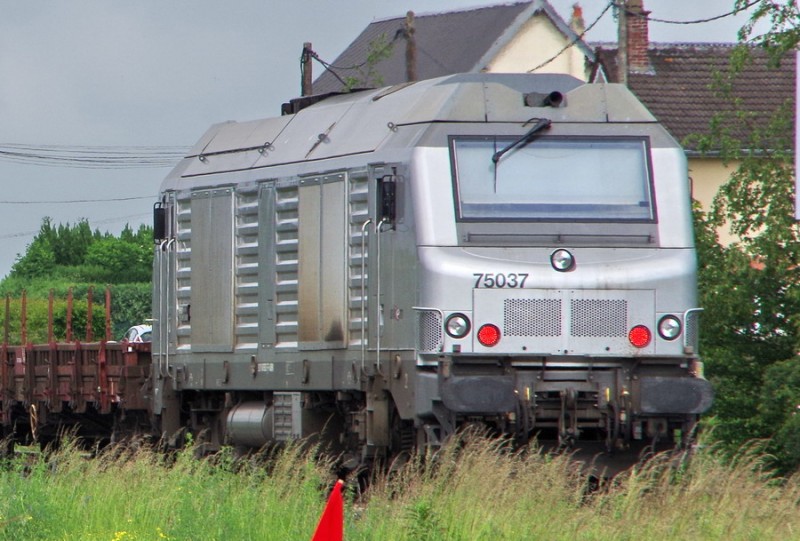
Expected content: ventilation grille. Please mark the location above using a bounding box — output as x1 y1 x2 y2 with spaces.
571 299 627 337
235 187 260 351
504 299 561 337
174 195 192 350
416 310 443 353
348 173 370 348
684 310 701 352
273 184 300 348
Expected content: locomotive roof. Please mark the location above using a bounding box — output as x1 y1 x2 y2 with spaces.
165 72 657 183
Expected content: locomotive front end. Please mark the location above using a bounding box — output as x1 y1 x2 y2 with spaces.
410 79 712 460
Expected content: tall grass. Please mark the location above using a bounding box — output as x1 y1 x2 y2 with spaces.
0 441 333 540
0 435 798 540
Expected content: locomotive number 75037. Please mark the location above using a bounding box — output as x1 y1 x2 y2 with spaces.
473 273 529 288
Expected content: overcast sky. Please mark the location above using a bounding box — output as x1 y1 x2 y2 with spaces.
0 1 762 278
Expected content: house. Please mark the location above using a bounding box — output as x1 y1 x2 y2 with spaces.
311 1 795 243
311 0 596 94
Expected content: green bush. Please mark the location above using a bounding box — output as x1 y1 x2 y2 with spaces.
0 219 153 343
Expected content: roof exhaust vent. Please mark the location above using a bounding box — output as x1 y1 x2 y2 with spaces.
524 91 564 108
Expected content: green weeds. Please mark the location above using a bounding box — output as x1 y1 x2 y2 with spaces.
0 435 797 540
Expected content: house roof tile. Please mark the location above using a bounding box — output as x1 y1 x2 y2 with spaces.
595 43 795 152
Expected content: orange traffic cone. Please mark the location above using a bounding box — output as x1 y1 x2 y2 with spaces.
311 479 344 541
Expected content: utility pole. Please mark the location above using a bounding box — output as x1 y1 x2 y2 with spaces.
617 1 628 86
301 42 313 96
405 11 417 82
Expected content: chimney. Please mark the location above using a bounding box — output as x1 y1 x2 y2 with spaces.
569 3 585 35
626 0 652 74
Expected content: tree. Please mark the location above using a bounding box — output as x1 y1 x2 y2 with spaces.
53 219 96 266
10 218 57 278
736 0 800 64
83 236 151 283
691 2 800 471
1 218 154 341
7 219 153 285
343 33 394 90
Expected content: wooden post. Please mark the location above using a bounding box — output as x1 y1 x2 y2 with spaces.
405 11 417 82
21 290 27 345
48 289 54 345
3 295 9 347
86 286 93 343
617 0 628 86
302 42 313 96
66 287 73 343
105 287 112 343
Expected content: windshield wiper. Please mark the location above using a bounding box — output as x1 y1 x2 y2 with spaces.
491 118 552 165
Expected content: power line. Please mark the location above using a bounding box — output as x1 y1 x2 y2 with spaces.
305 24 404 73
630 1 761 25
0 196 154 205
527 0 615 73
0 143 188 169
307 50 351 89
527 0 761 75
305 47 373 73
0 213 151 241
307 21 457 89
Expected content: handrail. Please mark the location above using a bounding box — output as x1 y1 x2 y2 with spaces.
359 219 372 375
164 237 176 378
156 239 168 378
375 217 389 377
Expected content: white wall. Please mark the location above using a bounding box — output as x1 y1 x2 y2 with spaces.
485 14 588 81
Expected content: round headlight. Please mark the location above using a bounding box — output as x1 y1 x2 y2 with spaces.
445 313 471 339
551 249 575 272
658 315 682 340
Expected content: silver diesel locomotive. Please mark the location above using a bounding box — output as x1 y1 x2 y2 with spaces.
152 73 712 468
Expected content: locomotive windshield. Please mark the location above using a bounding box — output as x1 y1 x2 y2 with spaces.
451 136 654 222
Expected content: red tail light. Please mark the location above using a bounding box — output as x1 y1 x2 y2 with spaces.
628 325 652 348
477 324 501 347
